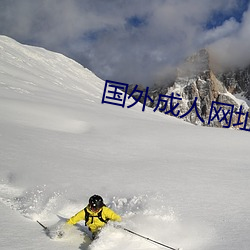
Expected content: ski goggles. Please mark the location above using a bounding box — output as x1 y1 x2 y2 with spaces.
89 204 101 212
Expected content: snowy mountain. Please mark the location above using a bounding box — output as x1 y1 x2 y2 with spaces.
0 36 250 250
133 49 250 129
217 65 250 100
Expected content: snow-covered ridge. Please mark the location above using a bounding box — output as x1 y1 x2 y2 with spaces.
0 35 104 100
0 35 106 134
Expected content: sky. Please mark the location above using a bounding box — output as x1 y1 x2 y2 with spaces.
0 0 249 86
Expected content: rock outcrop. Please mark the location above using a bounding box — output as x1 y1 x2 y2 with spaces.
129 49 250 129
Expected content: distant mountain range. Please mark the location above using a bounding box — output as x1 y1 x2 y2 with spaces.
128 49 250 129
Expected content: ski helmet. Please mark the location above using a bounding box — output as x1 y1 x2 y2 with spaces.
89 195 104 210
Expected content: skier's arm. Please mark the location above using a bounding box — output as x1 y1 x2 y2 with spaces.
67 209 85 225
104 207 122 222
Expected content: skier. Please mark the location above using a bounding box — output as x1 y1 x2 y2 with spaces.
66 194 121 239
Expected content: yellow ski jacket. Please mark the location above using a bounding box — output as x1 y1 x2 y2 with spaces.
67 206 121 233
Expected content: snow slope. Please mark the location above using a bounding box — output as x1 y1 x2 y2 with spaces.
0 35 249 250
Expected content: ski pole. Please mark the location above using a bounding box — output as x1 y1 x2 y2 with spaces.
37 220 48 231
122 227 180 250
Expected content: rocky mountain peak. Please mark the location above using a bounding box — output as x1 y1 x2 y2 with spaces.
177 48 210 78
127 48 250 130
145 49 250 129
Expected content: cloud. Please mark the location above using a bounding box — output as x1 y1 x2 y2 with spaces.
200 18 240 45
209 3 250 69
0 0 249 85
